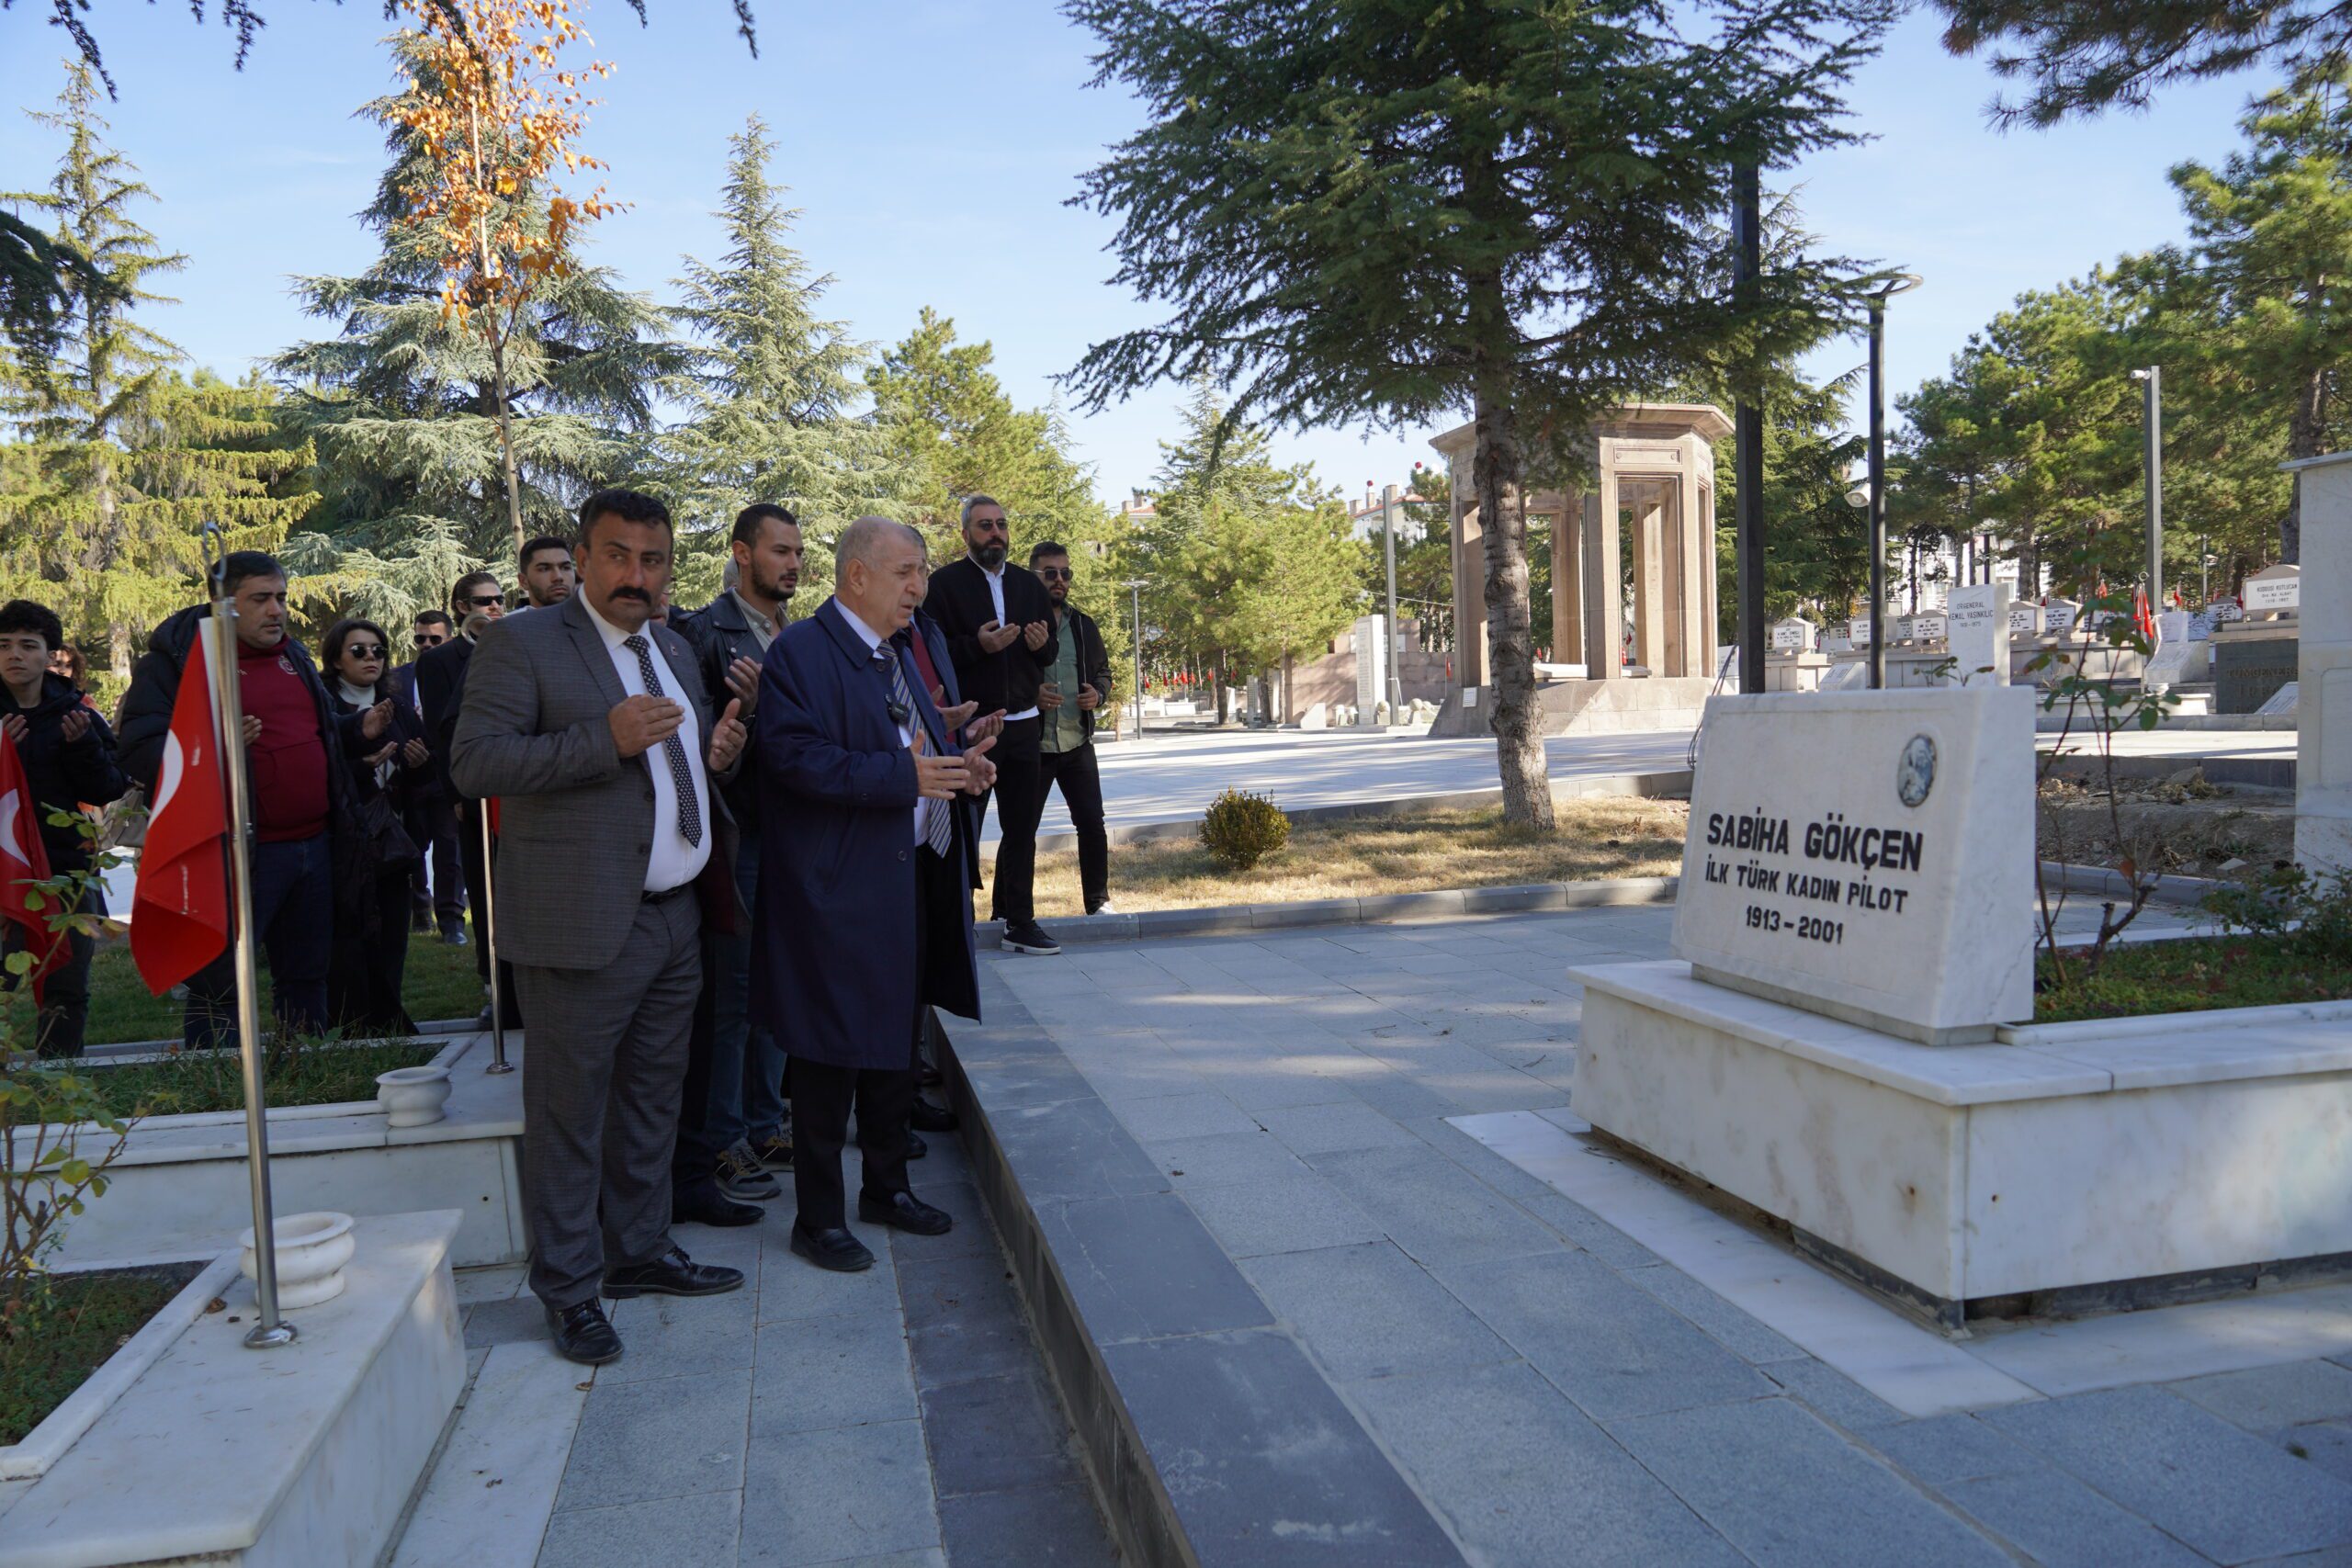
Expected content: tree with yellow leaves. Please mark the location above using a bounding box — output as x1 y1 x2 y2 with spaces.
389 0 616 554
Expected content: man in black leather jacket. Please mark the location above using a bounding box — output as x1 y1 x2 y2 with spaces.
1028 542 1118 917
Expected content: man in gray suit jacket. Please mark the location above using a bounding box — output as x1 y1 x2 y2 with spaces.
452 487 752 1365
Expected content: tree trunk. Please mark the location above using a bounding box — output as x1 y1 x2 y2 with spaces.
1214 657 1230 725
492 333 526 558
1469 366 1554 829
2283 364 2326 564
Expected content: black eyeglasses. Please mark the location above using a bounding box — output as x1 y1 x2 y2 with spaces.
460 593 503 609
414 633 447 647
346 643 389 660
1035 567 1071 581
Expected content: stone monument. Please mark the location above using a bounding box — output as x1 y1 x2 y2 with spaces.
2287 455 2350 874
1945 583 2011 686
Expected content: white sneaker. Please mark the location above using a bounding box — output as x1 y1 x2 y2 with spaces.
1089 900 1122 917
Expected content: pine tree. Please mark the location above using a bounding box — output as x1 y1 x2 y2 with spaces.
653 115 903 607
274 29 682 634
0 60 311 681
1065 0 1893 827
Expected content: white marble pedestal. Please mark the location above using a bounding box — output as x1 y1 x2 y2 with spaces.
1573 961 2352 1326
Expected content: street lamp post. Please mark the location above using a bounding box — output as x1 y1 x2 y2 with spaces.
1125 579 1148 739
1861 274 1923 689
1381 483 1403 718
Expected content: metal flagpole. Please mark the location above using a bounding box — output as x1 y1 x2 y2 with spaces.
479 806 511 1074
200 525 295 1350
1382 484 1403 718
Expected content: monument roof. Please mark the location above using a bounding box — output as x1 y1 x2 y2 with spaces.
1428 402 1734 458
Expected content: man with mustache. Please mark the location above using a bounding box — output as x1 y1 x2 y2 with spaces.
451 487 752 1365
673 502 805 1220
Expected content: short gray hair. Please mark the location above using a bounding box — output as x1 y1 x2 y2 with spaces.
959 493 1003 529
834 515 921 576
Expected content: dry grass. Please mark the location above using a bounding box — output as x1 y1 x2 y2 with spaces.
1029 795 1691 916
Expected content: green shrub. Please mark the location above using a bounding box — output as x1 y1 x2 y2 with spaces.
2202 863 2352 964
1199 788 1291 871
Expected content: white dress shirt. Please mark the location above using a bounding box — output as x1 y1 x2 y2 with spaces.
836 602 933 849
582 596 712 892
979 560 1041 723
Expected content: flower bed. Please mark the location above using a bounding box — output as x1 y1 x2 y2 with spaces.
2036 933 2352 1023
0 1264 198 1447
74 1039 440 1119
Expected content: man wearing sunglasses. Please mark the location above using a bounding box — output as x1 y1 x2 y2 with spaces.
418 570 521 1027
393 610 466 942
1029 543 1118 918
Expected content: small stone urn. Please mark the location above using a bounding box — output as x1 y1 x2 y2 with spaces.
376 1063 454 1128
242 1211 356 1310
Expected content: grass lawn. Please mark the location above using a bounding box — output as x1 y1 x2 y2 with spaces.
2035 936 2352 1023
71 1038 441 1119
0 1266 195 1445
1030 796 1690 916
8 932 485 1050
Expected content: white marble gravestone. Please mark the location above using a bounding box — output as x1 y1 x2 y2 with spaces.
1673 687 2037 1043
1946 583 2011 685
2042 598 2080 638
2007 602 2043 639
1770 618 1813 652
2246 564 2302 615
2285 456 2351 874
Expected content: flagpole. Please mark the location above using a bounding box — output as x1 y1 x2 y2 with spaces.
478 806 511 1075
202 525 295 1350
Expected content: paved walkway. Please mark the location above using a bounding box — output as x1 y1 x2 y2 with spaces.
391 1133 1120 1568
978 899 2352 1566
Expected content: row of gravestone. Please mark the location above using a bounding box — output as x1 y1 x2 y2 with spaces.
1772 565 2301 660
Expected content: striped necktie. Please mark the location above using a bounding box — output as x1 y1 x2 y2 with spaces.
882 644 956 858
624 634 701 848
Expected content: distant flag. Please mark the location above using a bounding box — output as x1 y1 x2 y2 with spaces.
130 629 231 993
0 729 62 1005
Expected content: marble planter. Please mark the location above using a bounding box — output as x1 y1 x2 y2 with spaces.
241 1211 355 1310
375 1064 454 1128
1572 960 2352 1327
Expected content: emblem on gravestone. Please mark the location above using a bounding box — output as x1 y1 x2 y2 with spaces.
1896 734 1937 808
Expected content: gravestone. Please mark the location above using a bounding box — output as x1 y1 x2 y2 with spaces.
1674 687 2035 1043
1913 611 1949 643
2007 602 2043 639
1351 615 1387 725
2286 456 2350 873
2259 682 2300 716
2245 564 2301 615
1298 702 1329 730
2210 598 2245 625
1849 617 1872 649
2042 598 2080 638
1945 583 2011 686
1770 618 1814 652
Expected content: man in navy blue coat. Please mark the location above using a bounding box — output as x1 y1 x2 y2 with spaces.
754 517 997 1273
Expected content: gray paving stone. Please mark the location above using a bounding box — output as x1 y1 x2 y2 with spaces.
896 1248 1021 1334
757 1224 902 1325
1145 1129 1314 1190
1867 1414 2034 1486
1106 1089 1264 1142
1940 1467 2211 1568
751 1310 917 1437
554 1369 751 1510
1350 1361 1742 1568
959 1051 1097 1111
1241 1242 1515 1382
1099 1328 1460 1564
937 1484 1120 1568
598 1286 758 1385
1405 1115 1560 1201
920 1371 1080 1498
463 1293 550 1349
1765 1356 1906 1429
2282 1422 2352 1483
1613 1396 2013 1568
1252 1099 1420 1155
1181 1171 1388 1258
985 1096 1170 1203
535 1487 741 1568
1036 1191 1274 1343
1216 1062 1363 1111
1984 1384 2352 1563
1348 1071 1465 1120
1441 1250 1774 1421
1307 1143 1559 1269
740 1417 941 1566
2173 1361 2352 1432
1619 1263 1806 1365
1518 1191 1661 1269
1407 1066 1571 1113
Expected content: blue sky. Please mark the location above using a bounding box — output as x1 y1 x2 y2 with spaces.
1 2 2272 511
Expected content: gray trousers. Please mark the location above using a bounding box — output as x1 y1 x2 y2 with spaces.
515 893 703 1311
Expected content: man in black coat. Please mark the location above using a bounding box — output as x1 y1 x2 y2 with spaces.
0 600 130 1057
923 494 1061 956
1027 541 1119 917
417 570 521 1027
391 608 465 942
117 553 391 1049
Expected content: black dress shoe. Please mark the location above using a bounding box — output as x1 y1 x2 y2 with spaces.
859 1190 953 1235
910 1096 959 1133
602 1245 745 1299
905 1131 928 1160
546 1299 623 1365
919 1063 943 1088
673 1184 763 1228
790 1224 876 1272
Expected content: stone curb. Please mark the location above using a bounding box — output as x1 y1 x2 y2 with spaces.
978 874 1679 948
2040 860 2226 910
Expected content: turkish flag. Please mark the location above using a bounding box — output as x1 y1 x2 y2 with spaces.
131 628 231 993
0 730 62 1005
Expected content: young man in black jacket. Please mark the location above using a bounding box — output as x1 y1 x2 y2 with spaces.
1028 542 1118 917
0 601 130 1057
924 495 1061 955
416 570 522 1028
117 553 391 1048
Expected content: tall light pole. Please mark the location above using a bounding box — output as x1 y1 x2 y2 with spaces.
2132 367 2164 610
1125 578 1148 739
1862 273 1924 689
1381 482 1403 718
1733 163 1766 694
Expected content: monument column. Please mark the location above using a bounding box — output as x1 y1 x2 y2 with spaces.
2288 451 2351 874
1633 487 1667 672
1583 470 1623 678
1554 495 1585 671
1450 467 1486 689
1678 454 1709 679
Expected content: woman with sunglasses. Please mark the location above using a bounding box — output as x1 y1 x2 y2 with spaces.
322 617 430 1034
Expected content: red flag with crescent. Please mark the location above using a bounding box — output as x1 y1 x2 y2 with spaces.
0 728 62 1004
130 629 231 993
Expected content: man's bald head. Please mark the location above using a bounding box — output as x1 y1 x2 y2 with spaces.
834 517 927 637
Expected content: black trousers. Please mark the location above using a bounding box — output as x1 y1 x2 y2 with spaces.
1039 741 1108 913
4 881 97 1058
457 797 523 1028
410 794 465 927
328 867 415 1036
982 716 1045 924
